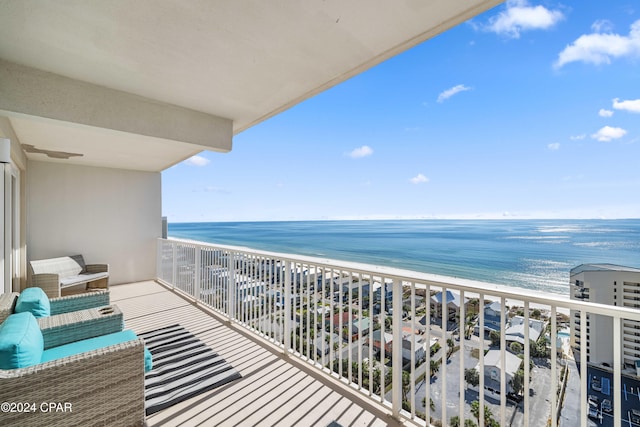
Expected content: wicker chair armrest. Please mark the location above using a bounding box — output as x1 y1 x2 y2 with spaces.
0 338 146 426
49 290 110 315
30 274 61 298
39 305 124 349
0 292 19 324
85 263 109 274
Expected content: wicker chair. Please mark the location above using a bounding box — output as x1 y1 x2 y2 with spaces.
0 290 110 324
0 337 146 426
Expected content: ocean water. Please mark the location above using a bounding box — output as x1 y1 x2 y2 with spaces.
168 219 640 296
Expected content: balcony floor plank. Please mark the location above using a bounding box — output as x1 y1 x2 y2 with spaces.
111 281 400 427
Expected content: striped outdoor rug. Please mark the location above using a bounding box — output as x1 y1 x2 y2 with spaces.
139 324 242 416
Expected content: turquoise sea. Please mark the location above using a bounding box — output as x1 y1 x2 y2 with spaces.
168 219 640 296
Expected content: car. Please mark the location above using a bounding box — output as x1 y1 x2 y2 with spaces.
631 408 640 425
601 399 612 413
591 376 602 391
588 395 600 407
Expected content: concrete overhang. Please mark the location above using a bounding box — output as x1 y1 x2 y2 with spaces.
0 0 503 171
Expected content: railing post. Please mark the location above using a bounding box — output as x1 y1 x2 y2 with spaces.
391 278 402 419
194 244 201 302
228 251 236 321
284 260 292 356
171 241 177 289
156 238 161 281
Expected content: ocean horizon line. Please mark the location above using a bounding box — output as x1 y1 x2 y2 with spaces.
167 217 640 225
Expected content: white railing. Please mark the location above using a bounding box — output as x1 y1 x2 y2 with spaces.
157 238 640 427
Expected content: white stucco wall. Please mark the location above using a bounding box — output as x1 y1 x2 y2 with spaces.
26 161 161 285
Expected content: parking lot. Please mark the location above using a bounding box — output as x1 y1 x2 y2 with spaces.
583 366 640 427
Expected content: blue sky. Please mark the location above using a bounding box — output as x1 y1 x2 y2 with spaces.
163 1 640 223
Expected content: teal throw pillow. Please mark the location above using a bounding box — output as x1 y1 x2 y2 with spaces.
0 312 44 369
15 287 51 318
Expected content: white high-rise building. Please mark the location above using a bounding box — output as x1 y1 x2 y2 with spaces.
570 264 640 371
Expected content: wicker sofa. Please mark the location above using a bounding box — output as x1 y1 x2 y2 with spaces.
29 255 109 298
0 312 146 426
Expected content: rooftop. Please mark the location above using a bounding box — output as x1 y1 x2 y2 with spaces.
570 263 640 275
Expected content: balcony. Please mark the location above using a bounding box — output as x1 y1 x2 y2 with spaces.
145 238 640 427
112 280 397 426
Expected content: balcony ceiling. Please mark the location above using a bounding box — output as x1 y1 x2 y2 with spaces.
0 0 502 171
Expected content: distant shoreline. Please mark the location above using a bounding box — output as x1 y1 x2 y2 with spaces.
168 218 640 300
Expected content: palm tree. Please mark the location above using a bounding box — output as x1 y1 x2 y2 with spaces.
421 397 436 411
430 359 440 376
401 371 411 401
446 338 455 359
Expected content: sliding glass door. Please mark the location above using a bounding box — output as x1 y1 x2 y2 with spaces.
2 162 20 294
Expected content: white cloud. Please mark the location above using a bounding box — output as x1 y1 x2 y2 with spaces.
409 173 429 184
554 19 640 68
599 109 614 117
437 84 471 103
347 145 373 158
547 143 560 150
184 155 210 166
591 19 614 34
486 0 564 38
570 134 586 140
591 126 627 142
612 98 640 113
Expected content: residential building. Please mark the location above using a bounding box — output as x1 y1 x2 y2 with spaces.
372 329 393 355
570 263 640 370
474 300 507 335
327 311 356 334
505 323 542 346
469 349 522 398
431 290 468 322
504 315 545 346
350 317 371 340
401 334 427 363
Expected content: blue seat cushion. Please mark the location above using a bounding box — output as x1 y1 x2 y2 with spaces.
42 329 153 372
0 312 44 369
15 287 51 318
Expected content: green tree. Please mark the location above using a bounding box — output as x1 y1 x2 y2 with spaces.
489 330 500 347
510 341 523 354
471 401 500 427
401 370 411 401
531 309 541 319
421 397 436 411
511 368 526 395
430 359 441 376
430 342 441 356
447 338 456 359
464 368 480 388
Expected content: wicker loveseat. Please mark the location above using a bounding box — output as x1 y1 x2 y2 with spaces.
28 255 109 298
0 312 147 426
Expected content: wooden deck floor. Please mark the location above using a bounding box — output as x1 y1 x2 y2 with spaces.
111 281 404 427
